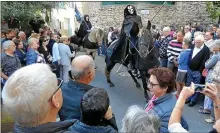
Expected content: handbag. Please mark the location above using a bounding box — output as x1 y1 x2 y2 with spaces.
202 68 208 77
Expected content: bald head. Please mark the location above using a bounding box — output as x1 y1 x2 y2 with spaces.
71 55 95 84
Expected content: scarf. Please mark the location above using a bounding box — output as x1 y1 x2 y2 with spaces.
145 95 157 112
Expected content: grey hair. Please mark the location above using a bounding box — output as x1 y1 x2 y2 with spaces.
2 40 13 50
2 64 57 127
163 27 171 32
121 105 160 133
194 31 204 38
183 35 192 45
28 38 38 46
71 58 95 80
195 34 205 42
213 40 220 49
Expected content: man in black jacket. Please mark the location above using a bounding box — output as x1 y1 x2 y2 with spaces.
186 34 210 107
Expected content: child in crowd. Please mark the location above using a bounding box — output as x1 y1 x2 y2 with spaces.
174 37 192 98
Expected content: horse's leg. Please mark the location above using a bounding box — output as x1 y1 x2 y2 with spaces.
127 70 141 88
140 70 150 102
105 59 116 87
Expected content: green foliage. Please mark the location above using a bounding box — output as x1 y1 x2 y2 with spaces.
1 1 58 30
206 1 220 22
1 1 57 20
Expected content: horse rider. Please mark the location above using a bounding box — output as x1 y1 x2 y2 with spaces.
77 15 92 41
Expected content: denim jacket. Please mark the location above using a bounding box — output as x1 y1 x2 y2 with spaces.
145 93 189 133
26 48 38 65
205 52 220 83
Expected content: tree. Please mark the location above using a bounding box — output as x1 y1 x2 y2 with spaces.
206 1 220 23
1 1 58 30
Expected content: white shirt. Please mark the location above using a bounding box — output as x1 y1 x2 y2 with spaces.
168 123 189 133
192 44 204 59
108 32 113 43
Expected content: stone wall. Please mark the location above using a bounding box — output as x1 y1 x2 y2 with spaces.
83 2 213 30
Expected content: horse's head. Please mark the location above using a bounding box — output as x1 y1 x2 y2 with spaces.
138 20 153 47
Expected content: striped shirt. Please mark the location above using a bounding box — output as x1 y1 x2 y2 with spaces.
167 40 183 62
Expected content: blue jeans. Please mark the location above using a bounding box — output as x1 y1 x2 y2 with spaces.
101 42 106 56
160 58 168 67
167 61 175 70
53 61 60 78
186 69 202 102
204 96 212 110
97 47 102 55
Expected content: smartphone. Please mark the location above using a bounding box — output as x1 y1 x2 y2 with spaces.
194 84 206 92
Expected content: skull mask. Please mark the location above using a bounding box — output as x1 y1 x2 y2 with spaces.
127 5 134 15
86 16 89 21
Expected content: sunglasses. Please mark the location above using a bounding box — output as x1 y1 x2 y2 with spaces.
48 78 63 102
43 39 49 42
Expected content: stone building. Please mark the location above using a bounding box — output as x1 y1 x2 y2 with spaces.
81 1 214 30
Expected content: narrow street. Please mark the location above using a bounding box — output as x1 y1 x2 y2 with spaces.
88 53 213 132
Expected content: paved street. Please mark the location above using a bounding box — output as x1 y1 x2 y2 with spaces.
77 52 213 132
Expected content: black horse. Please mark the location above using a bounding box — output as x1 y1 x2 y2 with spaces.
105 20 159 100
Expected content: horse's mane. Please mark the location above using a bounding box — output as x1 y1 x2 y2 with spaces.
88 27 104 43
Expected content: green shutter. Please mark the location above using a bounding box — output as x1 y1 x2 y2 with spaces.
102 1 135 5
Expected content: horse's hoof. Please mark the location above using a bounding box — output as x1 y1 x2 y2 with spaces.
136 83 141 88
110 83 115 87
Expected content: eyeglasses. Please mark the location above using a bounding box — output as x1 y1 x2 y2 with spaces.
43 39 49 42
48 78 63 102
147 80 160 88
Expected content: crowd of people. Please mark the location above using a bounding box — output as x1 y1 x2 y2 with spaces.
1 26 77 86
1 10 220 133
154 24 220 126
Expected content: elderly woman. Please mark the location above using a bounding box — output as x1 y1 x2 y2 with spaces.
2 64 75 132
121 105 159 133
199 41 220 114
26 38 46 65
145 67 188 133
14 39 26 66
59 36 75 83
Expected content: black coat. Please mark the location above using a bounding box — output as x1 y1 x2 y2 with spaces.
14 120 77 133
108 6 142 64
77 15 92 39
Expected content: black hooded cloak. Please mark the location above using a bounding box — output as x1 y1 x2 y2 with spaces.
77 15 92 39
107 5 142 64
